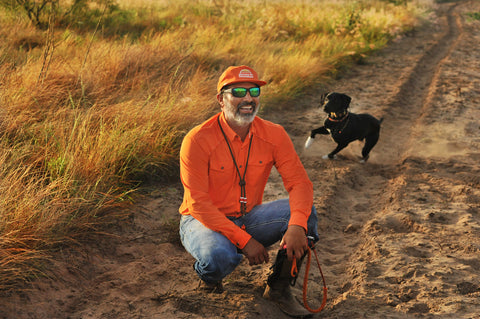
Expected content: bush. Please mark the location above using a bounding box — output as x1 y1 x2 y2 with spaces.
0 0 117 30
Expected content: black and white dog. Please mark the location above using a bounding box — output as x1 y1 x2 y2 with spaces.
305 92 383 162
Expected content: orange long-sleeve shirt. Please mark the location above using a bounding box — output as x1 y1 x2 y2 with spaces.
179 112 313 249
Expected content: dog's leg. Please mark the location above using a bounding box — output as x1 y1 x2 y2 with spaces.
310 127 329 137
305 127 329 149
305 136 314 149
325 143 348 159
361 132 380 162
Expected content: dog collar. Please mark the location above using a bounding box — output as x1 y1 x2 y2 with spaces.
327 111 349 122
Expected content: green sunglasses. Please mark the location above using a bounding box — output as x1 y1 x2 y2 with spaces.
222 87 261 98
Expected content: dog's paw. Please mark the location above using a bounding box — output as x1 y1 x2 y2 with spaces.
322 154 336 160
304 136 314 149
359 155 369 163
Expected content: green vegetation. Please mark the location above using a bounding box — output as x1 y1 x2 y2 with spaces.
466 11 480 21
0 0 433 289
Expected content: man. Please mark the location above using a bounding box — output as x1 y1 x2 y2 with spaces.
179 65 319 317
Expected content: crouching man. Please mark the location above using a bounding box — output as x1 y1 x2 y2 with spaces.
178 65 319 317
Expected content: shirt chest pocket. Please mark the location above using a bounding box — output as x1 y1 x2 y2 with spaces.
209 161 236 190
245 156 273 184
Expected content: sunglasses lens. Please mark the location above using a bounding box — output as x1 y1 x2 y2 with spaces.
231 88 247 97
249 87 260 97
227 87 261 97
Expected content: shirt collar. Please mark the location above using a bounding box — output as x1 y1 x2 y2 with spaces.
218 112 256 141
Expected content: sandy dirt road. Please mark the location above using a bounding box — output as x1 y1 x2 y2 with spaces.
1 1 480 318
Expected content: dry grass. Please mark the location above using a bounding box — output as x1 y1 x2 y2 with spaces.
0 0 433 289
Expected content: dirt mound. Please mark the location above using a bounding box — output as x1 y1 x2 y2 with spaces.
2 1 480 318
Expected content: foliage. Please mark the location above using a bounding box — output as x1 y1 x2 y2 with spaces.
466 11 480 21
0 0 119 29
0 0 56 29
0 0 432 289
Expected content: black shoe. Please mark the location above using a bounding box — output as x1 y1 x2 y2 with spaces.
197 280 224 294
263 283 312 318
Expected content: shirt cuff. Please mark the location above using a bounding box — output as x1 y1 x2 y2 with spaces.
288 211 308 232
232 231 252 249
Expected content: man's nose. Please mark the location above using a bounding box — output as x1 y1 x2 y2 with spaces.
243 91 254 100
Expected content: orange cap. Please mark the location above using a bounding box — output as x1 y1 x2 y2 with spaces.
217 65 267 93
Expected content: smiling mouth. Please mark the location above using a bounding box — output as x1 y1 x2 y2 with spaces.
239 106 254 112
238 102 256 114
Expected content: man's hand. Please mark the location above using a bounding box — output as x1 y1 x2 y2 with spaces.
241 238 270 266
280 225 308 261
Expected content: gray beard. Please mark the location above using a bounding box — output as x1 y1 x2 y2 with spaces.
224 103 258 127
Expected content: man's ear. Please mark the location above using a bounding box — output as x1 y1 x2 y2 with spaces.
216 93 224 106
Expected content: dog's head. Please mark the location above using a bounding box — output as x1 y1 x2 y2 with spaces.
320 92 351 119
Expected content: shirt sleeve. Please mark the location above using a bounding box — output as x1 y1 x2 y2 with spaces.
180 131 252 249
273 127 313 231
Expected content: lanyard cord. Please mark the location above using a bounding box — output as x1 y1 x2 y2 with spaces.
217 116 253 215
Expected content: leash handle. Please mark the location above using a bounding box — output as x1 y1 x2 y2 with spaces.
291 258 298 278
297 244 328 313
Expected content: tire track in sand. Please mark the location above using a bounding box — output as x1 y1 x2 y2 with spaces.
285 2 465 318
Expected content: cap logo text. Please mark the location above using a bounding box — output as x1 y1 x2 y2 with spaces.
239 69 254 79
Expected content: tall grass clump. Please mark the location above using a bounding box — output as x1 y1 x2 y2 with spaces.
0 0 433 289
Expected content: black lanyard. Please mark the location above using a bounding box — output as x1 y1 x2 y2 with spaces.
217 115 253 215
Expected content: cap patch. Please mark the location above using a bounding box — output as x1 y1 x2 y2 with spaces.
238 69 254 79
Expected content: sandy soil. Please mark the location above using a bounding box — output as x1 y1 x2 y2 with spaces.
1 1 480 318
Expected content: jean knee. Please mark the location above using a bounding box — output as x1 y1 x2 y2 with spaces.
195 246 242 282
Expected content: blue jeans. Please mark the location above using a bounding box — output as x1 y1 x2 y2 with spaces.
179 199 319 284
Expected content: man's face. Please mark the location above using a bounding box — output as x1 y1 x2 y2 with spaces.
218 82 260 127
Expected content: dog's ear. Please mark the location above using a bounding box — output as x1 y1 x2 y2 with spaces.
319 92 329 106
341 94 352 108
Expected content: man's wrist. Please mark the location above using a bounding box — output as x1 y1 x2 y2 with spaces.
288 224 307 233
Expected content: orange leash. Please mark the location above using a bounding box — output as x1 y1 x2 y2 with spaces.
291 245 327 313
291 258 298 277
